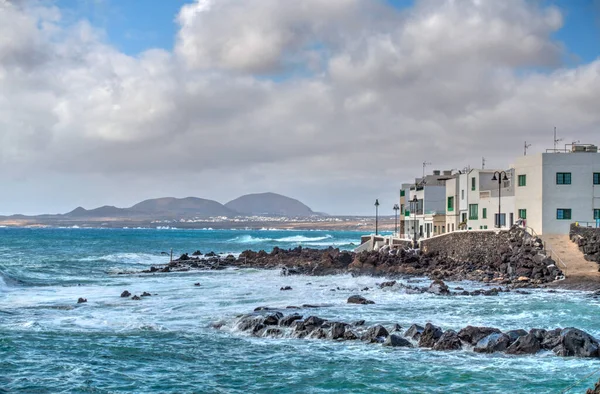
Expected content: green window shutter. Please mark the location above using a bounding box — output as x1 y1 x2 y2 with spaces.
557 209 572 220
469 204 478 220
594 209 600 220
518 175 526 186
519 209 527 219
594 173 600 185
400 190 405 197
471 177 476 191
447 196 454 212
482 208 487 219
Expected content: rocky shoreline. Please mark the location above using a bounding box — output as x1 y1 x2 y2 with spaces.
219 303 600 359
133 226 563 288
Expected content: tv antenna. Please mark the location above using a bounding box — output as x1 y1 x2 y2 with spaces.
553 127 563 152
481 157 486 169
524 141 532 156
422 161 432 178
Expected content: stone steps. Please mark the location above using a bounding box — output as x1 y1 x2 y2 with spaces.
540 234 600 279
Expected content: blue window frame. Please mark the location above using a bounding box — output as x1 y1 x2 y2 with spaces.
556 209 572 220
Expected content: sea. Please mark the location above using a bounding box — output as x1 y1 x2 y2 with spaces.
1 227 599 393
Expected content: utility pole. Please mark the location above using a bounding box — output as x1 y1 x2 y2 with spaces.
524 141 531 156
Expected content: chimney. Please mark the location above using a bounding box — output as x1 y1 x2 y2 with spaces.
433 170 441 176
443 170 452 176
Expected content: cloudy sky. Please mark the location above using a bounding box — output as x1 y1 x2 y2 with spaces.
1 0 599 216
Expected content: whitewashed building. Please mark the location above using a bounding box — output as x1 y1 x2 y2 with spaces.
513 145 600 235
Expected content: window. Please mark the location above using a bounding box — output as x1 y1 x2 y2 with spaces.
495 213 506 227
442 225 445 233
400 190 405 197
461 190 465 200
447 196 454 212
471 177 476 191
594 209 600 220
518 209 527 219
594 173 600 185
556 209 572 220
469 204 478 220
518 175 526 187
556 172 572 185
482 208 487 219
461 213 467 223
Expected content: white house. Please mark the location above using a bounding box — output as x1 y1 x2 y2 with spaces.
513 145 600 235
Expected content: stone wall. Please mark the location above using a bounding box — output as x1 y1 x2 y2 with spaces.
570 224 600 265
421 230 512 266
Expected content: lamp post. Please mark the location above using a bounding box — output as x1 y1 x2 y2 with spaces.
393 204 399 236
374 199 380 235
411 195 418 248
491 171 509 228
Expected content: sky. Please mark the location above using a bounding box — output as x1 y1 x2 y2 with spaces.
0 0 599 216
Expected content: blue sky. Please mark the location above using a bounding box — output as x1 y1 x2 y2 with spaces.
52 0 600 65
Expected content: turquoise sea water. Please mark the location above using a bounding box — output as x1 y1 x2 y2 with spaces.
1 227 600 393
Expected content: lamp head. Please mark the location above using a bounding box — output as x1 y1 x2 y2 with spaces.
411 195 418 203
502 174 509 181
491 174 498 181
374 199 380 207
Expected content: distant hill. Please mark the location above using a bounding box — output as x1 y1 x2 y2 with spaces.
65 197 236 219
225 192 318 217
130 197 235 217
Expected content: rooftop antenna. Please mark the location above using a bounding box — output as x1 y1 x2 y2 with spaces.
524 141 532 156
482 157 486 169
422 161 432 178
553 127 563 152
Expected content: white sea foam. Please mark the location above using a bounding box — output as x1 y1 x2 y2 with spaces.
229 234 335 244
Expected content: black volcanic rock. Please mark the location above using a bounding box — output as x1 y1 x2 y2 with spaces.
225 192 318 217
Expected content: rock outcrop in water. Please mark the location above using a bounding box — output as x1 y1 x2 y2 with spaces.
139 226 562 287
226 310 599 359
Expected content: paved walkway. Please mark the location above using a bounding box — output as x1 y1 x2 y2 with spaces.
542 234 600 290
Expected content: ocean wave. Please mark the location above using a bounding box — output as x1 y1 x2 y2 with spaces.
229 234 334 244
76 253 165 265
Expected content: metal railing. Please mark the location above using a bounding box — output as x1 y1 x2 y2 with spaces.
522 225 568 274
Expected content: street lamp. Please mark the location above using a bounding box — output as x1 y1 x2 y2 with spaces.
491 171 509 228
374 199 380 235
393 204 399 236
411 195 419 248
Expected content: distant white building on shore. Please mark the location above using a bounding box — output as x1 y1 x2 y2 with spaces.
513 144 600 235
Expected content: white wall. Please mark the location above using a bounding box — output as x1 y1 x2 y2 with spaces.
541 152 600 234
514 154 544 234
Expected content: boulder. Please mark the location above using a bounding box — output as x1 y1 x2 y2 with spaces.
432 330 462 351
553 328 599 357
418 323 444 348
347 295 375 305
77 297 87 304
353 320 366 326
179 253 190 261
458 326 502 345
192 250 202 256
237 315 265 332
379 281 397 288
141 292 151 297
383 334 413 347
120 290 131 298
362 325 389 343
404 324 425 340
390 323 402 332
280 286 293 291
279 314 303 327
263 328 283 338
474 333 511 353
344 330 359 340
506 329 528 344
330 322 347 340
428 280 450 295
541 328 562 350
263 312 284 326
505 333 541 355
131 295 141 300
